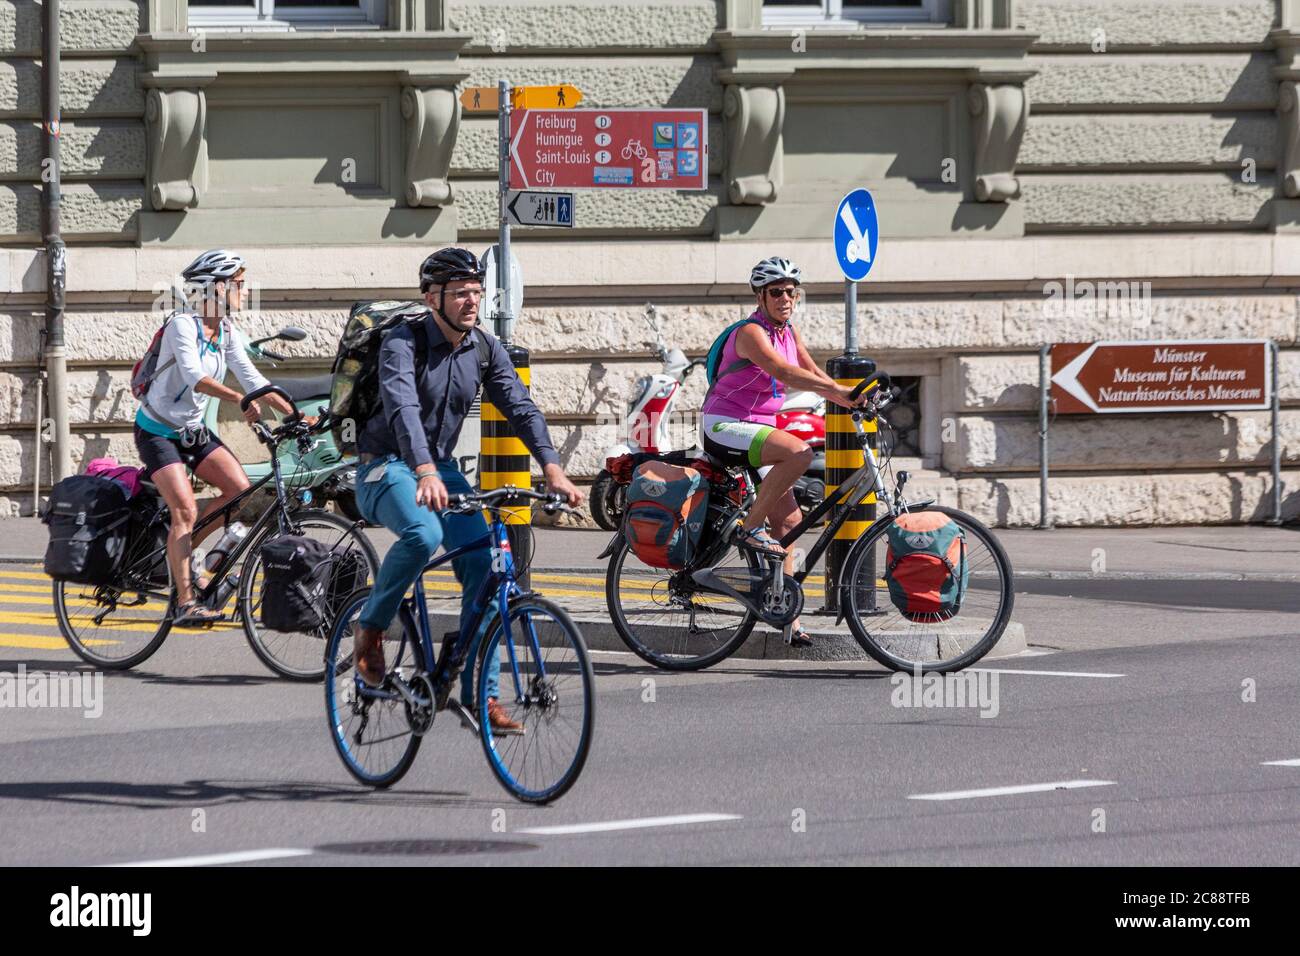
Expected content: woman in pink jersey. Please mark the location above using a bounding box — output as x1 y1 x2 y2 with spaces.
700 257 866 646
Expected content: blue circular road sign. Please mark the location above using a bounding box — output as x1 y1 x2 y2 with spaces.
833 188 879 282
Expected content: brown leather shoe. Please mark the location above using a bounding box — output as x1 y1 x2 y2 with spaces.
353 625 386 687
486 697 525 736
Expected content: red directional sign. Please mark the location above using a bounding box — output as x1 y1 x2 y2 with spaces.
509 108 707 190
1051 340 1272 414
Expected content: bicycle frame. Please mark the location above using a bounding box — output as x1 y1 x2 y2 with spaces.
777 411 897 586
368 509 549 706
120 425 319 600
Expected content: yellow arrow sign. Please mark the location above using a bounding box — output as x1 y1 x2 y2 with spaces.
460 84 583 113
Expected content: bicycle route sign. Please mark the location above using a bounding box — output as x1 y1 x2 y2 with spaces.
833 188 879 283
509 108 708 189
1051 340 1272 413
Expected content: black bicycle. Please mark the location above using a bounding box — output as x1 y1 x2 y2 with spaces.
53 385 379 680
603 373 1015 673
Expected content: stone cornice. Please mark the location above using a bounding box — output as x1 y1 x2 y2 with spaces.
714 28 1038 74
135 31 471 80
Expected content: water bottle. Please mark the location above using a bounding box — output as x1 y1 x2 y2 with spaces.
204 521 248 572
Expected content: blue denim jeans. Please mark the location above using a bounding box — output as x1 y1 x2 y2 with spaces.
355 455 498 705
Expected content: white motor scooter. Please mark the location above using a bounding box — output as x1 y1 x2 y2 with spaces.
590 304 705 530
589 305 829 530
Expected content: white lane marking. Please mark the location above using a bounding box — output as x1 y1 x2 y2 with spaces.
517 813 741 836
909 780 1116 801
104 848 313 867
969 667 1126 678
1262 759 1300 767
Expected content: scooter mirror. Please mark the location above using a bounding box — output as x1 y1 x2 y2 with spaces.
277 326 308 342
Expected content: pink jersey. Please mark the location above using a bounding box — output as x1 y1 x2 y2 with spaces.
701 311 799 425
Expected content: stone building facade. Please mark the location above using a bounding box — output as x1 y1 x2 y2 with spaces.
1 0 1297 525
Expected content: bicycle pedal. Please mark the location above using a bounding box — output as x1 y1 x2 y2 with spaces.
447 699 480 734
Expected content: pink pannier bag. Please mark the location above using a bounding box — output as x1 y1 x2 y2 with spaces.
84 457 145 499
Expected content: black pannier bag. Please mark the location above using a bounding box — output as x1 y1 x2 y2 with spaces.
259 535 332 632
42 476 133 585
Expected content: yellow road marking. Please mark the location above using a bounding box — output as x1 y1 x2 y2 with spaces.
0 593 167 612
0 569 57 582
0 633 118 650
0 610 238 634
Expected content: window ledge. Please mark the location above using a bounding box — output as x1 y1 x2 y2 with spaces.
136 31 471 78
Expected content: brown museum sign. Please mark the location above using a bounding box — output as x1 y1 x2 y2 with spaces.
1051 340 1273 414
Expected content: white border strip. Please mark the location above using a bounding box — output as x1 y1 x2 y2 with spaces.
1262 759 1300 767
909 780 1116 801
517 813 741 836
969 668 1126 678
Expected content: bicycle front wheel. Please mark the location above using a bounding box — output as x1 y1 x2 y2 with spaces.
605 535 758 671
476 596 594 804
240 509 380 681
324 588 427 788
841 506 1015 673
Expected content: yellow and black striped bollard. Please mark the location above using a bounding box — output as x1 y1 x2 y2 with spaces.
479 344 534 590
821 354 877 615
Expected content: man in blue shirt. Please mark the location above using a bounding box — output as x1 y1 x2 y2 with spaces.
352 248 582 734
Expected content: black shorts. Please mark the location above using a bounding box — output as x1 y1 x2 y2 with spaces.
133 424 227 478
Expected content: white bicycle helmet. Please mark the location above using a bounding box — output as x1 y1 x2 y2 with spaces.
750 256 802 292
181 249 245 286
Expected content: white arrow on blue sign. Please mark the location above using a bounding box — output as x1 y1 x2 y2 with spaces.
833 188 879 282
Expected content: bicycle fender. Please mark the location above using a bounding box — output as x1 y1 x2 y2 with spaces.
596 533 621 560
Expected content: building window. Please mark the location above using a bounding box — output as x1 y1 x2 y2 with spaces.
188 0 387 31
762 0 950 26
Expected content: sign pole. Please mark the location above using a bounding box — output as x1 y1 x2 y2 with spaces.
1269 340 1282 526
844 279 857 356
497 79 512 345
1039 344 1051 530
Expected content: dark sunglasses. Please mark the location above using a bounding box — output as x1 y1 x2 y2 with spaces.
765 287 799 299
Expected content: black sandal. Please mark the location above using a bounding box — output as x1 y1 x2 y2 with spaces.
174 600 223 627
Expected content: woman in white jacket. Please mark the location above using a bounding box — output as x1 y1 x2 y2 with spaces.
134 250 295 626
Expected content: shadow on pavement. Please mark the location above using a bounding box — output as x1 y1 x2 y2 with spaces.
0 778 495 811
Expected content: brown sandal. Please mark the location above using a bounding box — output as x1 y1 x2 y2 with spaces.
174 601 223 627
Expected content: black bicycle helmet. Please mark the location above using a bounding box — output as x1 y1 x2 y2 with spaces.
420 247 485 293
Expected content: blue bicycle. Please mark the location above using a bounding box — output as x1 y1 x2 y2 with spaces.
324 487 595 803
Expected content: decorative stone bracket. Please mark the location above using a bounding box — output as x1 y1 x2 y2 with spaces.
146 87 208 211
723 83 785 205
1279 81 1300 197
402 85 459 208
968 82 1027 203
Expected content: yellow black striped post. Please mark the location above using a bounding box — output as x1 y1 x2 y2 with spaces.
822 354 877 615
479 343 534 590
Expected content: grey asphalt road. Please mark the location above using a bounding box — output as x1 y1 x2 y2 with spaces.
0 575 1296 866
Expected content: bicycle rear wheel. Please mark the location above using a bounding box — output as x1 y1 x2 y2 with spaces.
53 526 176 669
841 506 1014 673
240 509 379 681
324 589 427 788
476 596 594 804
605 535 758 671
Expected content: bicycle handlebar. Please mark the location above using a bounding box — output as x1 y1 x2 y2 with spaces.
449 486 579 516
848 371 892 403
240 383 301 421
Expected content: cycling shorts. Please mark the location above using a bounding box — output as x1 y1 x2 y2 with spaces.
700 414 775 470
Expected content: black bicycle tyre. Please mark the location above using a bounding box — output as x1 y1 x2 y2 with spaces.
605 535 758 672
53 578 174 670
475 595 595 804
239 508 380 681
588 471 620 531
842 505 1015 673
323 588 426 788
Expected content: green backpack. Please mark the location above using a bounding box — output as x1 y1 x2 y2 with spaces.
328 300 490 452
